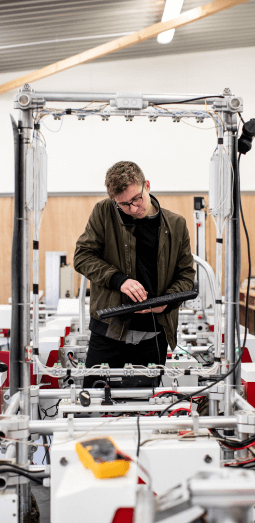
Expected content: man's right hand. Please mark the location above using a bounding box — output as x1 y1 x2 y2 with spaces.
120 279 148 303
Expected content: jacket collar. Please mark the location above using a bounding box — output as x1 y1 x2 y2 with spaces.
113 193 162 227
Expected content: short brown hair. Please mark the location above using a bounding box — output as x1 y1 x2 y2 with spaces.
105 161 145 199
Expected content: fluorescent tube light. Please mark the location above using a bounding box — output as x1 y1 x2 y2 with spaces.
157 0 184 44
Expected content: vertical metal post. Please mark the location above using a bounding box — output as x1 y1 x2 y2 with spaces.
209 397 218 417
32 130 40 385
224 130 236 417
214 120 224 363
18 106 33 523
236 431 249 459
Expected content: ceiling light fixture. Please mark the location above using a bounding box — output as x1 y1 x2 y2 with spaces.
157 0 184 44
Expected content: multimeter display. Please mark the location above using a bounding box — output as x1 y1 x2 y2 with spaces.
76 437 130 479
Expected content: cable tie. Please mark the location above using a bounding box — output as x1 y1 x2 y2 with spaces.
218 138 224 144
33 348 39 355
214 357 221 362
66 108 72 115
33 240 39 250
215 300 222 304
33 284 39 295
184 370 190 375
216 238 223 243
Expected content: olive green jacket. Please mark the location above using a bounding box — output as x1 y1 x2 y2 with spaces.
74 195 195 350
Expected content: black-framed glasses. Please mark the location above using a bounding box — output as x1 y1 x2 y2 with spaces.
116 183 145 210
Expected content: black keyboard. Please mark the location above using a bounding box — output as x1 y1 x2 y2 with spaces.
97 291 198 319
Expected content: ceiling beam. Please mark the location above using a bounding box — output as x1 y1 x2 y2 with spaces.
0 0 249 95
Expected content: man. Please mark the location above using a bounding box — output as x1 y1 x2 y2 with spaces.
74 161 195 383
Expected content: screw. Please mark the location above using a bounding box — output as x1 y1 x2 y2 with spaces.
4 394 10 400
204 454 212 464
60 457 68 466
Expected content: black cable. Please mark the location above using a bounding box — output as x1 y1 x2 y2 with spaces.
136 414 141 458
68 352 77 368
0 465 43 485
210 428 255 450
176 345 200 363
92 380 107 388
42 436 51 465
239 155 251 350
238 112 245 124
38 405 51 465
152 95 224 106
40 400 61 420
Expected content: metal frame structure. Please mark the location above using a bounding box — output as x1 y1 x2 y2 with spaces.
6 84 245 522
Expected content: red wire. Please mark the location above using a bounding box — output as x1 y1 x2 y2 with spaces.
168 407 192 418
209 430 255 451
152 390 182 398
225 457 255 467
68 354 77 363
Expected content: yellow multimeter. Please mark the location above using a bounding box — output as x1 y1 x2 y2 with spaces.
76 436 130 479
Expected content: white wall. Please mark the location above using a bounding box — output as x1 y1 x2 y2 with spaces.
1 46 255 194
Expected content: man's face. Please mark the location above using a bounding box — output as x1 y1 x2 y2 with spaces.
114 180 153 219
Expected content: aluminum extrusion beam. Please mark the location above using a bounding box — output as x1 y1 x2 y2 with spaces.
17 108 33 523
35 92 221 104
29 416 237 435
224 131 237 416
38 386 210 400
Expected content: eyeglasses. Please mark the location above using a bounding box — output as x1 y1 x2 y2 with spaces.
116 183 145 210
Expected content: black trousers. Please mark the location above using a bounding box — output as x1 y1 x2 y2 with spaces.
83 331 168 388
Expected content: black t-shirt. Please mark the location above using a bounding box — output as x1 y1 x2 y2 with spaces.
129 211 161 332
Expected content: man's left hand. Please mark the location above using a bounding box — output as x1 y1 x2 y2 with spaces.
135 305 167 314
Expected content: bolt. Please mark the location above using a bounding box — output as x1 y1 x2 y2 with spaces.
60 457 68 466
4 394 10 400
204 454 212 464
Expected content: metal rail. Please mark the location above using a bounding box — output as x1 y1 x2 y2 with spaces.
29 415 237 435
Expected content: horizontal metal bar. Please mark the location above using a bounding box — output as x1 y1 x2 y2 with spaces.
29 416 237 435
34 92 222 104
38 386 209 400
